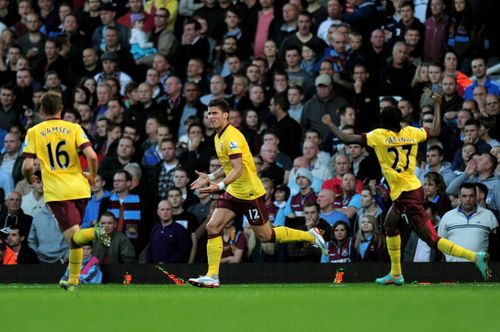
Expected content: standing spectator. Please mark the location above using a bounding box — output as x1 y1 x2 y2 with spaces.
28 204 68 264
423 172 452 217
92 212 136 264
379 41 416 98
0 84 21 132
269 91 302 160
464 57 500 101
423 0 448 62
356 186 385 231
301 74 348 140
153 138 180 201
168 187 198 263
354 215 387 262
420 145 456 186
99 137 136 190
117 0 154 31
0 133 23 185
146 199 191 263
251 0 275 58
317 0 343 44
282 168 317 229
322 154 362 197
16 13 46 72
91 3 129 51
439 183 498 262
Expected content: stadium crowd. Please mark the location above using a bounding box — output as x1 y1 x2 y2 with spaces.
0 0 499 270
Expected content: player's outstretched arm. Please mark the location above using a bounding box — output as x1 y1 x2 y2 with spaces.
321 114 362 144
429 93 442 138
191 167 224 190
21 157 35 184
82 146 98 185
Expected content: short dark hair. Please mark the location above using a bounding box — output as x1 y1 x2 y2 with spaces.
380 106 402 131
474 182 489 197
40 91 63 115
464 119 480 129
100 211 116 221
459 182 477 192
208 98 231 113
115 169 132 182
272 91 289 112
427 145 444 156
303 201 320 212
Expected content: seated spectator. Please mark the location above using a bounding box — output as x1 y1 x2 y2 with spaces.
347 142 381 184
423 172 452 217
419 145 456 186
220 220 247 264
439 183 498 262
28 204 68 264
322 154 362 197
281 168 317 229
105 170 142 250
287 202 332 262
260 142 285 186
333 173 362 222
146 199 191 263
61 244 102 284
451 119 492 170
287 156 322 195
6 225 38 264
301 139 332 181
1 236 17 265
447 153 500 213
20 170 44 217
354 215 387 262
317 188 349 227
321 220 355 263
92 212 136 264
356 186 384 232
464 57 500 101
404 202 442 263
0 191 32 240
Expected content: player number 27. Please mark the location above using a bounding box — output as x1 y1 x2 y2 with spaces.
46 140 70 170
387 145 412 172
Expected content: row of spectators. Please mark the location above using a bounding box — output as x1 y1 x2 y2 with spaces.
0 0 499 267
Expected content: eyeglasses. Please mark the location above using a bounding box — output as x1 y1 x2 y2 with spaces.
422 118 433 123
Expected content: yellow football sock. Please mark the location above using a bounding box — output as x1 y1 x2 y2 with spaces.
387 235 402 276
68 248 83 285
72 228 95 246
437 238 477 262
206 235 223 277
274 226 315 243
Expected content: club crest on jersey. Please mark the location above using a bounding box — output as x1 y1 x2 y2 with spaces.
229 141 238 150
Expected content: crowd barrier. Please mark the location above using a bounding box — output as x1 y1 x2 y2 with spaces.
1 262 499 284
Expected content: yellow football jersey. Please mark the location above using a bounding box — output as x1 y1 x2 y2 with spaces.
215 124 265 200
23 119 92 202
365 126 427 201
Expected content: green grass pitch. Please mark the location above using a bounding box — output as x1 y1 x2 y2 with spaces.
2 283 499 332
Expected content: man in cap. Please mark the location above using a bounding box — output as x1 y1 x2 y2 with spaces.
301 73 348 139
94 51 132 96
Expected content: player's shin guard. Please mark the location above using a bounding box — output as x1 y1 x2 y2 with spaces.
387 235 402 276
72 228 95 246
273 226 315 243
437 238 477 262
206 235 223 277
68 248 83 285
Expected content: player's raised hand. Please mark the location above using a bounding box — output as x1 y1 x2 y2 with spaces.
432 92 443 106
191 170 210 190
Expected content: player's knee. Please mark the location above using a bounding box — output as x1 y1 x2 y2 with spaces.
256 232 272 243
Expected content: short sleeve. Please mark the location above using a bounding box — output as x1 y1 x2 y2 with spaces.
22 128 36 158
75 125 91 150
225 131 243 158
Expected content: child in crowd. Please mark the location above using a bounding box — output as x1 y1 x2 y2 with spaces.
300 43 319 76
129 13 157 61
61 244 102 284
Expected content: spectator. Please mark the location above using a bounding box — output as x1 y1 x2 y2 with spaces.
99 137 136 190
220 219 247 263
301 140 331 181
152 138 180 201
322 154 362 197
287 202 332 262
146 199 191 263
106 170 142 250
300 73 348 140
404 202 442 262
0 84 21 132
448 152 500 215
423 0 448 62
61 244 102 284
269 91 302 160
356 186 385 232
82 174 111 229
317 0 342 44
419 145 456 186
287 156 322 195
439 183 498 262
354 215 387 262
0 191 32 240
282 167 317 229
167 187 198 261
1 236 17 264
6 225 38 264
347 142 382 184
464 57 500 101
94 51 132 97
0 133 22 185
259 142 285 186
92 3 129 52
451 119 492 170
423 172 452 217
379 41 416 98
28 204 68 264
317 188 349 227
92 212 136 264
321 220 355 263
20 171 44 217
